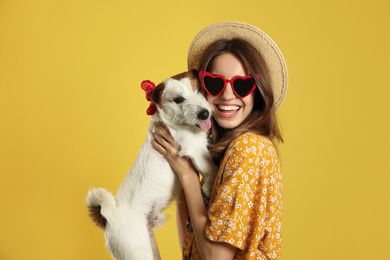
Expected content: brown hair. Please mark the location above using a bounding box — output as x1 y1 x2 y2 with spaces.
199 39 283 164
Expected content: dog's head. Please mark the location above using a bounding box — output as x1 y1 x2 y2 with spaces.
150 70 212 131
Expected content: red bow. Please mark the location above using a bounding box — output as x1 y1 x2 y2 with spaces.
141 80 157 115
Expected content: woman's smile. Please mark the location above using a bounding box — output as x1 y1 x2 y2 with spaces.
216 104 241 118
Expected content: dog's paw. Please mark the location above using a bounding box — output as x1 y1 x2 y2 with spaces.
201 189 210 206
201 179 212 196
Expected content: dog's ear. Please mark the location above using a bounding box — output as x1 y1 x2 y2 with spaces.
150 82 164 107
189 69 198 80
188 70 200 92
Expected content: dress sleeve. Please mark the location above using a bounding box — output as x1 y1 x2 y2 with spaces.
205 134 281 251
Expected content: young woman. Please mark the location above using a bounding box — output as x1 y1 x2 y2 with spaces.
152 21 288 260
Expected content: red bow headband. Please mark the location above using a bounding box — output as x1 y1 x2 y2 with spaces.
141 80 157 115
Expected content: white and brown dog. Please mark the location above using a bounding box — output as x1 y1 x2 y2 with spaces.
86 70 218 260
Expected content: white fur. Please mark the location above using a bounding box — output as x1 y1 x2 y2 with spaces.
86 75 218 260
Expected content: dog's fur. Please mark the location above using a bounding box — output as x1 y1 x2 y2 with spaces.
86 71 218 260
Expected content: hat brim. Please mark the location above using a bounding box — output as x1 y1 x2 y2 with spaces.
187 21 288 110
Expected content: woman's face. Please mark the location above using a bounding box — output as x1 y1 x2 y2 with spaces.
207 52 255 130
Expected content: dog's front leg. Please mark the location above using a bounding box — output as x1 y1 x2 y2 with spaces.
180 148 218 199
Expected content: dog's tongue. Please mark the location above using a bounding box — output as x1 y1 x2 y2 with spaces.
198 118 211 131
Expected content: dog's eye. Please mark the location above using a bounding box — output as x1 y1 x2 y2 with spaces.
173 97 185 104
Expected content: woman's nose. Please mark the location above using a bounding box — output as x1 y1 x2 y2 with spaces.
220 82 236 99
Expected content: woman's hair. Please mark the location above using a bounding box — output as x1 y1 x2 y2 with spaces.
198 39 283 164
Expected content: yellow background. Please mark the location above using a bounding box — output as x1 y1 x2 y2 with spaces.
1 0 389 259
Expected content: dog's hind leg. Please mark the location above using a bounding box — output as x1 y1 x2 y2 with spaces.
148 213 168 230
182 148 218 198
123 221 155 260
149 229 161 260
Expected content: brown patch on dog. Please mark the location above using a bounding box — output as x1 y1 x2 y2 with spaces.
171 70 191 81
150 82 164 107
171 70 200 92
150 70 200 106
189 70 200 92
88 204 107 230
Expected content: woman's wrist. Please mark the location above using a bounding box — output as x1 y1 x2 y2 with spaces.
172 157 199 181
178 164 200 186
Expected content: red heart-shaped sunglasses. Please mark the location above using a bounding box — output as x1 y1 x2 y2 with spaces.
199 71 259 98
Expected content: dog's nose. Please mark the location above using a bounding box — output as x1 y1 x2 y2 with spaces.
197 109 209 120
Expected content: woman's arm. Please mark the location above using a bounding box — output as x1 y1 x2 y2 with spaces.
176 186 188 250
151 124 236 260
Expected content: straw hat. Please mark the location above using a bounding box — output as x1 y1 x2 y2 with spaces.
187 21 288 110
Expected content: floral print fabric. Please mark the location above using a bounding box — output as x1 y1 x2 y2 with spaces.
182 132 282 259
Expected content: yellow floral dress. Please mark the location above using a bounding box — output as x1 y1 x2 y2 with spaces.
182 132 282 260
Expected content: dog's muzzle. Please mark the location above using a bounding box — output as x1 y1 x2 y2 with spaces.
197 109 212 131
197 109 210 121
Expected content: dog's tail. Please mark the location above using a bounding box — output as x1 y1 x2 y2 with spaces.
86 188 116 230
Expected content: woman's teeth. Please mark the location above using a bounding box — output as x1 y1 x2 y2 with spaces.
218 105 240 111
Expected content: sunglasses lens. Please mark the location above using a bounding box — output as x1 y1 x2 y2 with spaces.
204 76 225 96
233 78 255 97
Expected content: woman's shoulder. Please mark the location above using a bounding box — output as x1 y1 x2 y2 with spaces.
222 132 278 163
228 132 275 150
220 132 279 168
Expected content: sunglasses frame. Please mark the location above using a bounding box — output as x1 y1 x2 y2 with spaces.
199 71 259 98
